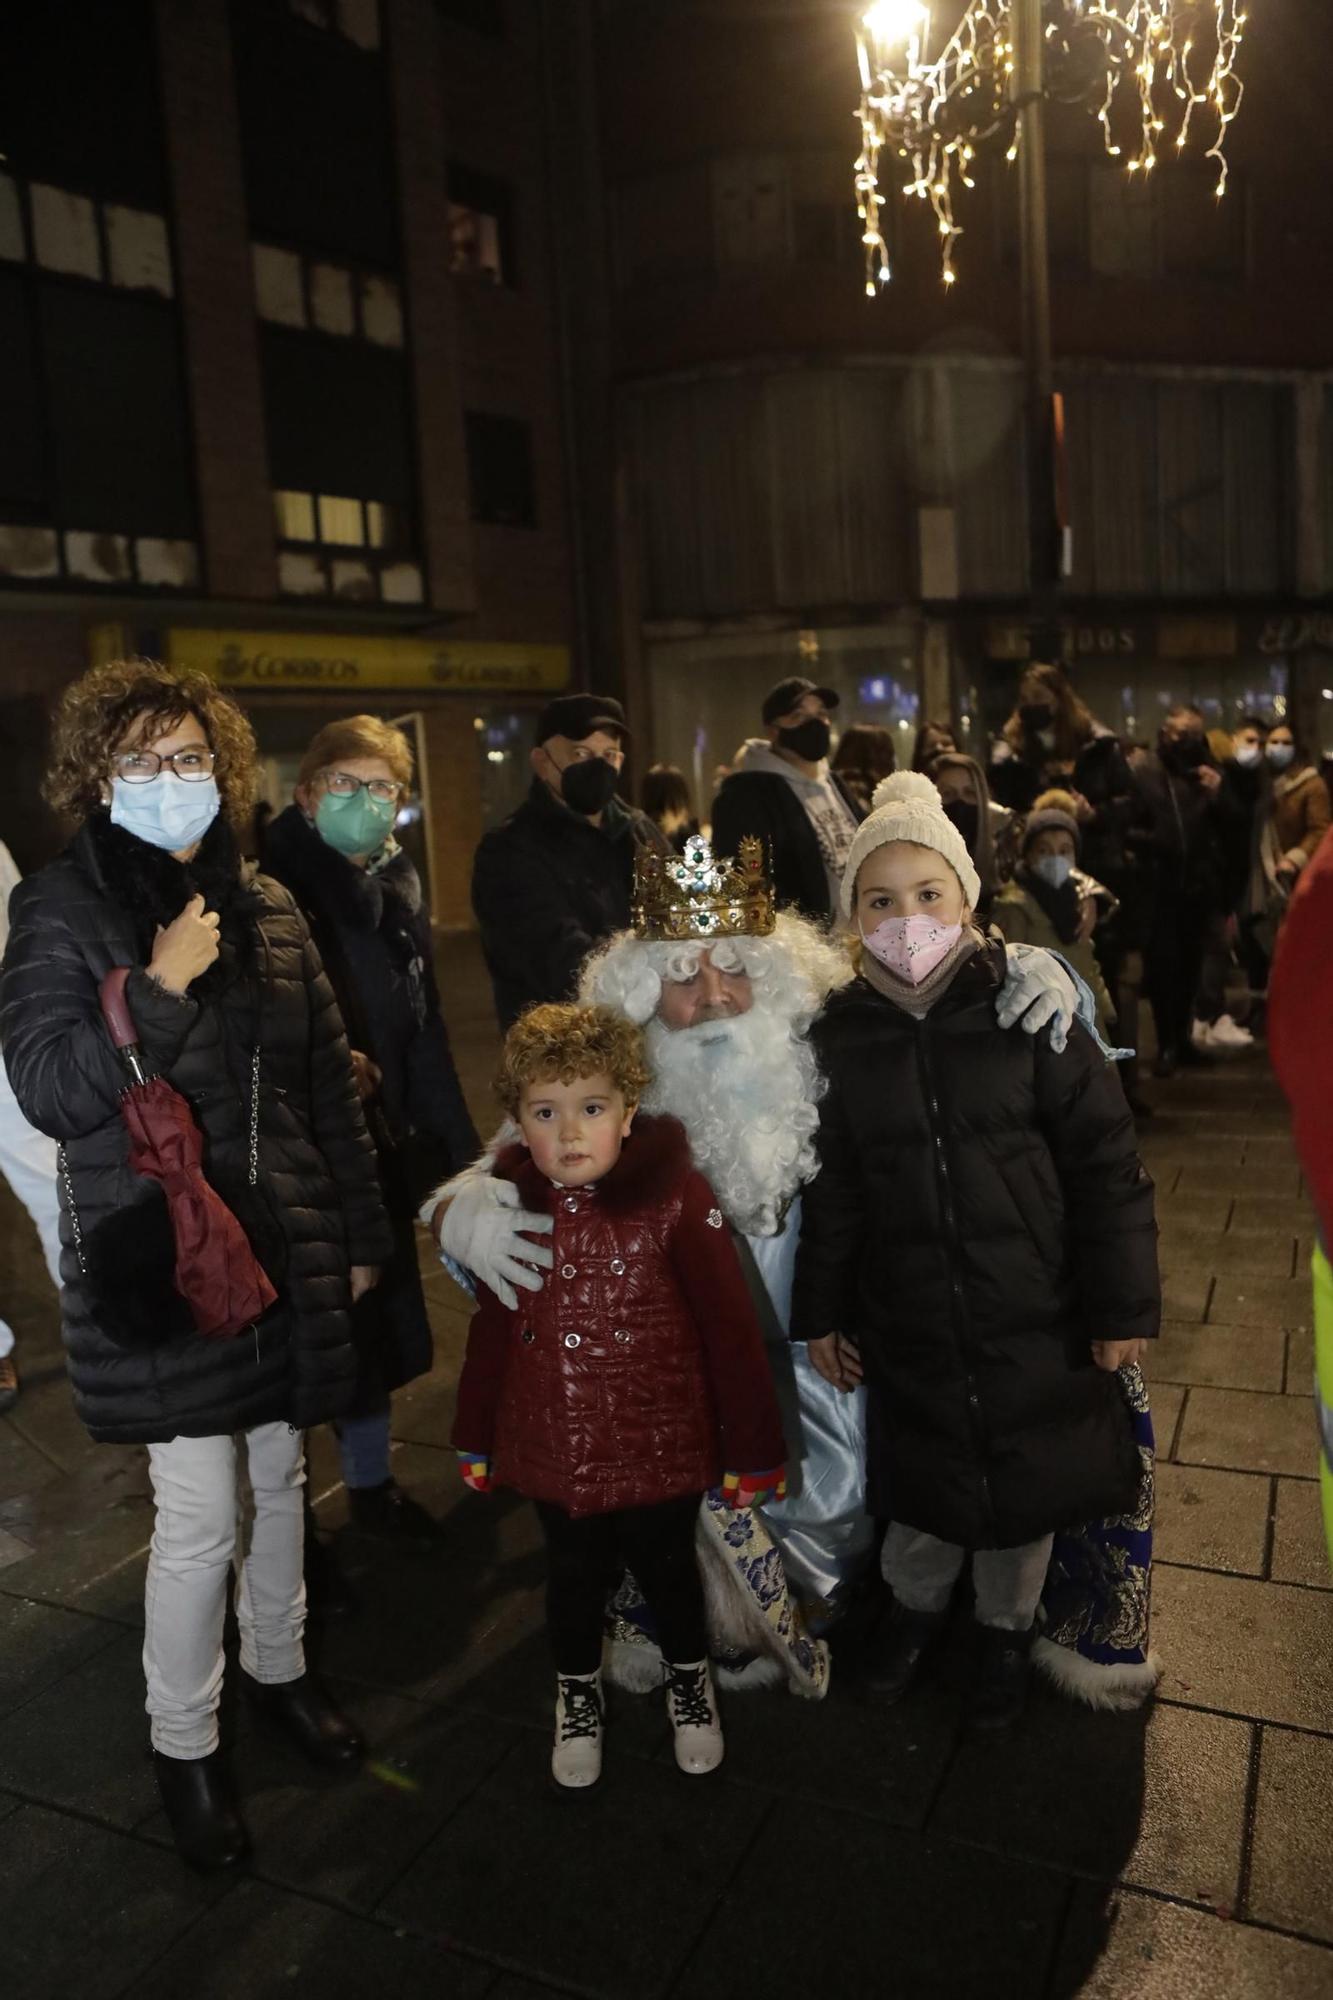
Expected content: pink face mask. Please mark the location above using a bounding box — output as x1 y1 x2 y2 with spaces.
862 915 963 985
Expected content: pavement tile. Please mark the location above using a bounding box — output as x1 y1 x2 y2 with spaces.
1152 1567 1333 1730
0 1802 225 2000
1175 1388 1317 1479
1056 1886 1333 1998
1209 1276 1313 1330
673 1803 1066 2000
1153 1464 1269 1577
1249 1727 1333 1945
1161 1272 1211 1324
1153 1192 1232 1233
445 1621 670 1761
125 1876 495 2000
0 1447 153 1626
1156 1233 1296 1279
1231 1195 1316 1233
1270 1479 1332 1592
1286 1324 1315 1396
1149 1323 1285 1394
0 1627 161 1827
0 1422 64 1508
380 1740 770 2000
0 1593 124 1719
933 1693 1250 1903
1149 1381 1186 1460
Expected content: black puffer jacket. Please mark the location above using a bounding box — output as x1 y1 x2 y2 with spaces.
791 944 1159 1548
263 804 479 1396
0 814 393 1445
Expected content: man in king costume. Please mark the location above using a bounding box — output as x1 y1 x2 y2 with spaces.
434 833 1158 1705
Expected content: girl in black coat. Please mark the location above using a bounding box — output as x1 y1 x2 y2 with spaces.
263 715 479 1544
0 661 393 1870
791 773 1159 1729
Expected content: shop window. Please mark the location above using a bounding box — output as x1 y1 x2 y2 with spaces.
465 412 537 528
435 0 504 34
447 163 516 286
252 240 403 346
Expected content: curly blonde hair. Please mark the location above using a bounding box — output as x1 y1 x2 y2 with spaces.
43 658 259 826
495 1004 651 1117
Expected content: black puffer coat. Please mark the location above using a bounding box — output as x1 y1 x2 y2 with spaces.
0 814 393 1445
263 804 479 1396
791 944 1159 1548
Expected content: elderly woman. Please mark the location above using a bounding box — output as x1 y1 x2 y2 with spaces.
0 660 392 1871
263 717 478 1550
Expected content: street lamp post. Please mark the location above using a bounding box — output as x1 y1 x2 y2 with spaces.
1012 0 1059 655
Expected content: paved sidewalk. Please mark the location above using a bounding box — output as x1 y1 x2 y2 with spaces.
1 942 1330 1998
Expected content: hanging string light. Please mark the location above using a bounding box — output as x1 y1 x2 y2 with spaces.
855 0 1250 289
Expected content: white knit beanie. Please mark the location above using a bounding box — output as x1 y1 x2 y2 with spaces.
839 770 982 924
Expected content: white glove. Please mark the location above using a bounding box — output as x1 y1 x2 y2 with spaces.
996 942 1080 1054
434 1173 553 1311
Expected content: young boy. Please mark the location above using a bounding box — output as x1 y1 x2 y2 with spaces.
994 791 1115 1035
792 773 1160 1730
452 1003 785 1788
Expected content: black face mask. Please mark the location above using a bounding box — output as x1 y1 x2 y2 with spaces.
776 718 831 763
558 755 620 817
1160 731 1207 773
1020 703 1056 736
943 799 980 849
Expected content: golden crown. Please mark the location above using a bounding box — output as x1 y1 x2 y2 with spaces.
632 833 776 943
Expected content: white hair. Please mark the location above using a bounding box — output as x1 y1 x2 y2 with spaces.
578 914 853 1235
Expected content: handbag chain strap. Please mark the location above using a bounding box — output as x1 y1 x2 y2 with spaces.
56 1144 86 1276
248 1045 261 1188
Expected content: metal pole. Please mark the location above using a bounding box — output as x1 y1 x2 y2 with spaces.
1012 0 1059 659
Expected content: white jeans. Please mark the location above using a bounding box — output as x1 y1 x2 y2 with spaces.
0 1064 62 1360
882 1522 1055 1633
144 1422 307 1758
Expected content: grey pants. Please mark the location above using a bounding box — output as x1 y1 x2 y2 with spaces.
881 1523 1054 1633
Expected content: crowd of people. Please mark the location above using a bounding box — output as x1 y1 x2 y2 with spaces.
0 649 1317 1873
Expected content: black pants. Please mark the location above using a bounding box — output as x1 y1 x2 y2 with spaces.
535 1493 707 1677
1146 893 1211 1058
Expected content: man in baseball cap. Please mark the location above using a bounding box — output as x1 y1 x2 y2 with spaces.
712 676 864 926
472 691 666 1029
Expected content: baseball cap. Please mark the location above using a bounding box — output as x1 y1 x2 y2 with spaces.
535 693 630 746
761 676 841 725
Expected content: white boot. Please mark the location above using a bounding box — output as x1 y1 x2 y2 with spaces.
552 1671 604 1790
665 1659 724 1776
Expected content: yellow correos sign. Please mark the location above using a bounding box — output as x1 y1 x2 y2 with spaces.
167 628 571 695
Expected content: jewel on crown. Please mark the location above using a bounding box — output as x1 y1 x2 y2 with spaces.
632 832 776 942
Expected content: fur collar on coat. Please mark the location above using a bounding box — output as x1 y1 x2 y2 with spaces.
493 1112 694 1219
263 803 422 935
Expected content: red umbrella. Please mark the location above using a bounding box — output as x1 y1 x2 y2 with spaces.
101 968 277 1340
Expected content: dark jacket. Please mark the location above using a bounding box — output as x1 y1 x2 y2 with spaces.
0 814 393 1445
791 944 1159 1549
1214 760 1265 911
453 1116 785 1517
263 805 479 1396
472 779 667 1031
1132 753 1224 906
711 764 865 924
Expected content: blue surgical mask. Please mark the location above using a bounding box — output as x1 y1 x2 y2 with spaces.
1031 853 1074 891
315 788 397 857
1266 743 1295 771
110 774 220 851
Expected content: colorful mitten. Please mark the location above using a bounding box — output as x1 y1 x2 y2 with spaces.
456 1450 492 1494
721 1466 787 1510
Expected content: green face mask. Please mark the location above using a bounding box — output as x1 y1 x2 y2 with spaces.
314 788 397 858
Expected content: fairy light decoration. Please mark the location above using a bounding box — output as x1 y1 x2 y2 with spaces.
855 0 1250 291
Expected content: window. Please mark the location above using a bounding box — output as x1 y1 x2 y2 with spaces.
252 241 403 345
712 154 791 268
1 175 174 297
447 163 516 286
465 413 537 528
272 488 420 603
435 0 504 34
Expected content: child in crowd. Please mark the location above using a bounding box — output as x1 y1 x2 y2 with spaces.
792 773 1159 1730
994 791 1115 1035
452 1004 785 1789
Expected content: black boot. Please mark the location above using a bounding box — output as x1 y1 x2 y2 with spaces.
152 1749 250 1872
969 1623 1035 1733
862 1603 948 1703
303 1526 355 1619
346 1479 447 1550
242 1671 364 1770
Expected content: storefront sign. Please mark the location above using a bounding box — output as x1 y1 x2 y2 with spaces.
168 628 571 695
1257 613 1333 656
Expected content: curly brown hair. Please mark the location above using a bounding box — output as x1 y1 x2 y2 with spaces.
495 1004 650 1118
43 658 260 826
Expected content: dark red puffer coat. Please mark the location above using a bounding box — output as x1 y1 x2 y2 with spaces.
453 1115 785 1517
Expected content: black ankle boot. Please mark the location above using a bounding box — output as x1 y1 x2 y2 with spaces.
242 1671 364 1770
153 1749 250 1872
969 1623 1035 1733
862 1603 948 1703
304 1528 356 1619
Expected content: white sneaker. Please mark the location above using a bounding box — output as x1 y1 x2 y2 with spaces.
1209 1013 1255 1050
552 1672 604 1790
1190 1019 1217 1051
665 1659 724 1776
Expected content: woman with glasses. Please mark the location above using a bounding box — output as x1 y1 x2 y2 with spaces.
263 717 478 1565
0 659 393 1871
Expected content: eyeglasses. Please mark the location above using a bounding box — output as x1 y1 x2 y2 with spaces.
323 770 401 805
113 746 216 784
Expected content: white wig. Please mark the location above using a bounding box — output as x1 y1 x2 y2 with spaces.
578 911 852 1029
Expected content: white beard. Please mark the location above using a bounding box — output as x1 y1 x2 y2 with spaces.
641 1004 825 1238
